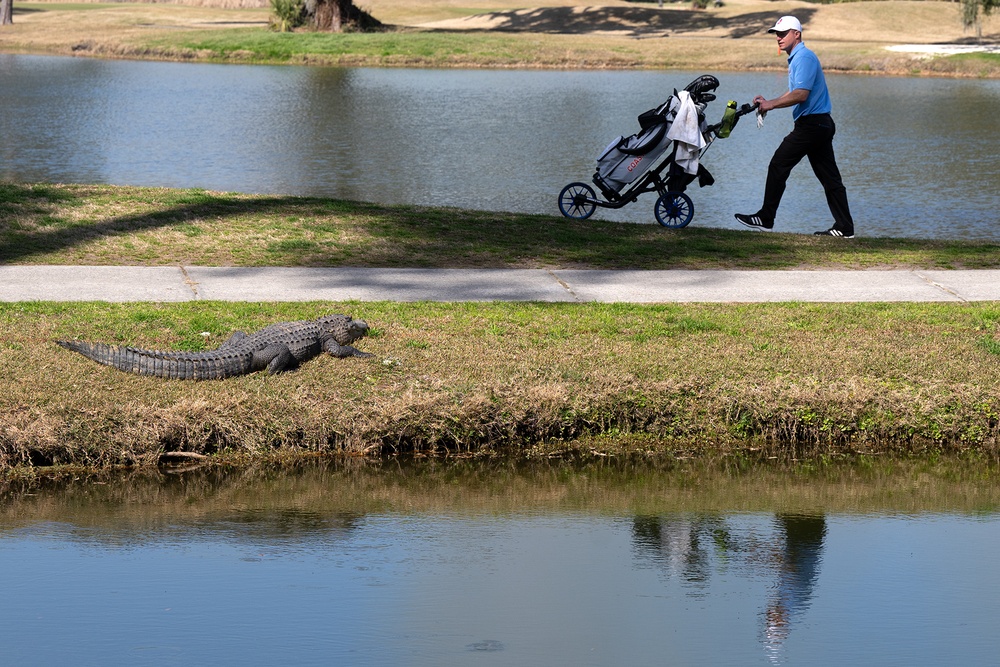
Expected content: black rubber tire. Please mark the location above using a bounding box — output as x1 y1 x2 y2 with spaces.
654 191 694 228
558 182 597 220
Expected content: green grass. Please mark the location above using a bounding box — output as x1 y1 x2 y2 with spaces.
149 29 568 66
16 2 117 9
940 51 1000 77
4 182 1000 471
948 52 1000 65
3 300 1000 469
3 182 1000 269
7 1 1000 77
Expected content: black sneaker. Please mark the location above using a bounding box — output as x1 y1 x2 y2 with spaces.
813 228 854 238
734 212 773 230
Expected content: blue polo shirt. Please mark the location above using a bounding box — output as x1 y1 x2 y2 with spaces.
787 42 831 120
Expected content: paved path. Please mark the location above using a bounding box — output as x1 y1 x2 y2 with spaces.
2 266 999 302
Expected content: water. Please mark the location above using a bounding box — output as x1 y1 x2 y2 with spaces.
2 54 999 240
2 461 999 665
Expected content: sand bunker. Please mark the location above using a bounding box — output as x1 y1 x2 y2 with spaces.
886 44 1000 57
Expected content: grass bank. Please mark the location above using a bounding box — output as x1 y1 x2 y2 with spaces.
3 183 1000 472
4 183 1000 270
3 0 999 77
4 294 1000 470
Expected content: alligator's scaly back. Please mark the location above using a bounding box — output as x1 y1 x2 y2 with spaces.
57 314 371 380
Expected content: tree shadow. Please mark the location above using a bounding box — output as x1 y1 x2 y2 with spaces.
0 183 340 264
3 182 997 270
424 6 818 39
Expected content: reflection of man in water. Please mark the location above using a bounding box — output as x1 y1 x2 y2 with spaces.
763 514 827 663
631 514 730 588
632 511 827 662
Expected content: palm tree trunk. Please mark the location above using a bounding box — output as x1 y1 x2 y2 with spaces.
311 0 346 31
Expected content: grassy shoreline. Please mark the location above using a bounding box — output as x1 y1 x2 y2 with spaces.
5 183 1000 270
2 1 999 77
2 183 1000 473
3 4 998 474
3 299 1000 471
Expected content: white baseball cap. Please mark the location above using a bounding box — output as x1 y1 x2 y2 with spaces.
767 16 802 33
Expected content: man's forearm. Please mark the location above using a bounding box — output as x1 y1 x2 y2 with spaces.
754 88 810 113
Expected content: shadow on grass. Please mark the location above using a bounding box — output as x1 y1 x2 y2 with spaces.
2 182 999 269
424 6 818 39
0 182 330 264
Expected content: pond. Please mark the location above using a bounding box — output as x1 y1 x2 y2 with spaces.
2 460 999 665
1 54 999 240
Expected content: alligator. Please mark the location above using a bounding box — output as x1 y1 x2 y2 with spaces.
57 314 372 380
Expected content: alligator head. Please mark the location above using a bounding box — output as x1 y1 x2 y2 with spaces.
319 314 370 345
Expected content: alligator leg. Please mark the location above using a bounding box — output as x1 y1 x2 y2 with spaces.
249 343 298 374
323 339 373 358
219 331 249 350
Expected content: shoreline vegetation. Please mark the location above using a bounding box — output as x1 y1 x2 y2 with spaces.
2 0 999 473
1 0 999 77
2 184 1000 474
6 457 1000 515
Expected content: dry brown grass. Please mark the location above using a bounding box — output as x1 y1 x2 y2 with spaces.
4 1 998 76
3 301 1000 470
412 0 997 44
4 4 270 53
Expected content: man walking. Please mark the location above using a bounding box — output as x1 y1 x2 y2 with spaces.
735 16 855 238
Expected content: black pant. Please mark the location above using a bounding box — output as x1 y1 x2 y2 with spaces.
761 113 854 234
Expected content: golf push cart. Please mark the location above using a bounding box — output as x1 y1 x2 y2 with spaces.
558 75 757 228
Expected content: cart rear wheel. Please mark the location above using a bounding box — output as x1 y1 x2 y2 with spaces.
654 191 694 228
558 182 597 220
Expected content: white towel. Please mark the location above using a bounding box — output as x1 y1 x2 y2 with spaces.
666 90 707 175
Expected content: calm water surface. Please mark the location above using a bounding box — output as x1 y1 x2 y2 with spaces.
1 54 999 239
2 461 999 665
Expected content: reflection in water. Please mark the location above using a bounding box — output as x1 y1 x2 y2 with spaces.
1 461 999 665
632 514 733 591
763 514 826 664
633 512 827 662
1 55 999 239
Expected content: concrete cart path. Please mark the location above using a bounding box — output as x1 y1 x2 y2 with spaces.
2 266 1000 303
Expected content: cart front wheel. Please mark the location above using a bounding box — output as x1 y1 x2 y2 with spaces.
654 191 694 229
559 182 597 220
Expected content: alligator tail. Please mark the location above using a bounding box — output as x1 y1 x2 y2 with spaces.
56 340 250 380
